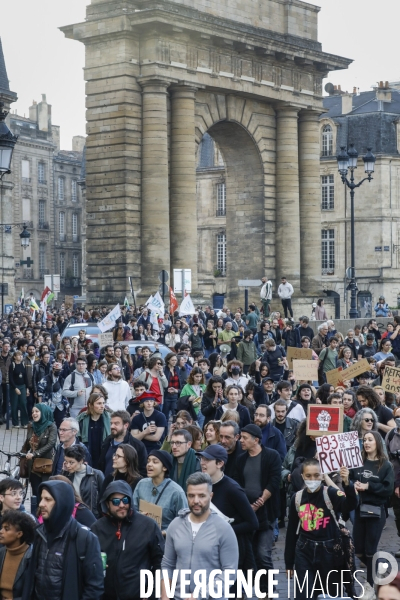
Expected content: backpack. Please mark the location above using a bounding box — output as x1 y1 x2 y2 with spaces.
67 371 94 407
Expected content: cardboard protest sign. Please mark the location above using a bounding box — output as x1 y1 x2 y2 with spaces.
292 360 318 381
98 332 114 348
316 431 363 474
139 500 162 528
64 295 74 308
326 358 370 387
306 404 344 437
287 347 312 369
382 366 400 394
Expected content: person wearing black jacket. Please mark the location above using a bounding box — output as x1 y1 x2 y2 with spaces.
233 424 281 595
22 480 104 600
32 351 52 398
98 410 147 477
350 430 394 596
285 458 358 600
163 353 185 421
200 375 226 426
9 350 30 428
253 376 277 406
296 317 315 342
92 480 164 600
62 445 104 519
219 421 245 478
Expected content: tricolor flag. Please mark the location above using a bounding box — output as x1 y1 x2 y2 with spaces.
29 298 39 311
41 286 54 306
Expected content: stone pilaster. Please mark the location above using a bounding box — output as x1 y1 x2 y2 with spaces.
141 79 170 293
298 110 321 293
170 85 198 291
275 106 301 288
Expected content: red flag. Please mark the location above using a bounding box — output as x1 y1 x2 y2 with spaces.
169 287 178 315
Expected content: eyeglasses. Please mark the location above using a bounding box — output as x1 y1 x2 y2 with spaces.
109 496 130 506
363 418 374 423
170 441 187 447
4 491 23 498
112 367 121 371
113 453 125 459
59 428 73 433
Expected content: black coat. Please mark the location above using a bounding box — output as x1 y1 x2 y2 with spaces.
233 446 282 528
63 464 104 518
92 508 164 600
98 432 147 477
0 544 32 600
52 441 92 475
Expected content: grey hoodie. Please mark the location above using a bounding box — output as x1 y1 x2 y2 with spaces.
161 508 238 600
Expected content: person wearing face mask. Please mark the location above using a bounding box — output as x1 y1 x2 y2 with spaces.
386 407 400 555
224 360 249 391
285 458 357 600
36 361 67 428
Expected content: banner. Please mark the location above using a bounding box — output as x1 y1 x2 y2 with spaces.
292 360 318 381
287 347 312 369
326 358 370 387
147 292 165 316
316 431 364 474
179 294 196 316
306 404 344 437
98 304 121 333
382 366 400 394
150 310 160 332
98 332 114 348
64 295 74 308
169 287 178 315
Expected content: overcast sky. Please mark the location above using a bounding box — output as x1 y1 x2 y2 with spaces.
1 0 399 150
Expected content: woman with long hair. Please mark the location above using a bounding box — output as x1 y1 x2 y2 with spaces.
77 392 111 470
295 383 316 414
93 359 108 385
21 404 57 496
122 344 134 378
180 367 206 427
100 443 141 496
356 385 396 438
200 375 226 426
337 345 354 370
350 430 394 597
163 352 184 421
203 420 221 445
134 324 148 341
315 383 334 404
209 353 226 376
343 389 359 418
248 361 270 383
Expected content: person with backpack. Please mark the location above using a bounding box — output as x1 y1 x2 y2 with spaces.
260 277 273 318
285 458 358 600
62 357 93 419
22 480 104 600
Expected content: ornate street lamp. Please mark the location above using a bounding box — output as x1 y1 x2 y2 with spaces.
0 102 18 179
19 225 30 248
337 145 376 318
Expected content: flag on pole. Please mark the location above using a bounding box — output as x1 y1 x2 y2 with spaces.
40 287 54 324
18 288 24 306
179 294 196 316
98 304 121 333
184 290 188 297
29 298 39 311
169 287 178 315
124 296 130 309
145 294 154 307
147 292 165 316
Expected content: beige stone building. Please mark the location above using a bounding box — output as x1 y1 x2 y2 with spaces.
62 0 350 307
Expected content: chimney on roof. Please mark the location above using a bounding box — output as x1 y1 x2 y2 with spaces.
376 80 391 104
342 92 353 115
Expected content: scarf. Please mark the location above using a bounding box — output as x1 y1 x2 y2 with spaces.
32 403 54 436
173 448 198 491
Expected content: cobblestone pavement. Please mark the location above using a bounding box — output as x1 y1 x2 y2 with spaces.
0 423 399 597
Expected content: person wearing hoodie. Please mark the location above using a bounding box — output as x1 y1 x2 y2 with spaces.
92 480 164 600
22 480 103 600
161 472 238 600
62 357 93 419
236 330 258 374
102 363 131 412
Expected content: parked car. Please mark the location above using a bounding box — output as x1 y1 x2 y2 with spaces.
60 323 101 340
127 341 171 361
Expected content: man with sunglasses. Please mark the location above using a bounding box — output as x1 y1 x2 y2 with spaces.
103 363 131 412
92 480 164 600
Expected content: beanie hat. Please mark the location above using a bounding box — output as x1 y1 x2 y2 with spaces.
148 450 173 474
241 424 263 440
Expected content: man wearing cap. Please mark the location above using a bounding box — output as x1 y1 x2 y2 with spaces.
199 444 258 571
133 449 188 534
253 405 286 461
37 361 67 428
253 376 277 406
233 424 281 595
131 394 167 452
103 363 131 412
92 480 164 600
358 333 379 360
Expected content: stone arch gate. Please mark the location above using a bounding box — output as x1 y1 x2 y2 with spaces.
61 0 350 306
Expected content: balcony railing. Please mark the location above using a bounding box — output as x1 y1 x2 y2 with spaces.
40 269 50 277
38 222 50 230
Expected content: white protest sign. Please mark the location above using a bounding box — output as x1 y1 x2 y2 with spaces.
292 360 318 381
315 431 363 474
98 332 114 348
179 294 196 316
150 310 160 332
98 304 121 333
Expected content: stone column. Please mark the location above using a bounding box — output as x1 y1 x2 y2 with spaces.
298 110 321 294
275 106 301 288
170 85 198 291
141 79 170 292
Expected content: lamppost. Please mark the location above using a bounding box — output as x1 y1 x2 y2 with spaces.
337 144 376 318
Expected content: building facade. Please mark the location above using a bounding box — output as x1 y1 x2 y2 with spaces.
318 82 400 317
62 0 351 307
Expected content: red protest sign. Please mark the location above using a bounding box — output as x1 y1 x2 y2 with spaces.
306 404 343 437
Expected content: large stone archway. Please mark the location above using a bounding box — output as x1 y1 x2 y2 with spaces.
61 0 350 305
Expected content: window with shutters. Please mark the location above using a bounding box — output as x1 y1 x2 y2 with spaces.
72 213 78 242
216 233 227 276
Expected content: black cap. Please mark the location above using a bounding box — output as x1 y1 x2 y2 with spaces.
262 376 274 383
198 444 228 464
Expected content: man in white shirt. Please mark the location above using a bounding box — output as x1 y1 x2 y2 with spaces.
269 381 306 423
277 276 294 319
103 363 131 411
260 276 273 318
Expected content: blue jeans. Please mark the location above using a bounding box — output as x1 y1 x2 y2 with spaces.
196 411 205 429
252 527 274 592
163 396 177 421
294 536 341 599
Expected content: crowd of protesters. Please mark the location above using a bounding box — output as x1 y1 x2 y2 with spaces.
0 284 398 599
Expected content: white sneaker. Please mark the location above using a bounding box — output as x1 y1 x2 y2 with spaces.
362 582 376 600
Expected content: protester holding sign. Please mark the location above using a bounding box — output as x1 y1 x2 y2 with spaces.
350 430 394 598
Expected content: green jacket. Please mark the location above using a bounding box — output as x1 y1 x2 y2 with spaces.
236 340 258 365
77 409 112 443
